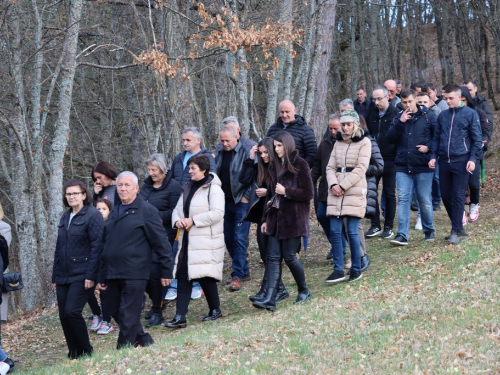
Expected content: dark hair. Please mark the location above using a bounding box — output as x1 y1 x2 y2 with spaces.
96 198 113 211
420 83 429 93
395 79 402 85
400 89 416 99
416 92 429 98
358 115 367 129
426 82 436 91
272 131 299 175
92 161 119 182
410 82 424 91
256 137 274 187
443 83 462 95
356 87 366 92
63 180 92 207
188 154 210 176
463 79 476 87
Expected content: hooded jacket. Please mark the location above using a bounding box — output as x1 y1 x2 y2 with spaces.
139 171 182 244
262 150 314 240
171 173 225 281
473 94 493 125
53 205 104 284
386 105 436 174
266 115 317 166
430 105 483 164
171 149 216 187
365 133 384 218
461 86 492 149
326 129 371 218
98 195 173 283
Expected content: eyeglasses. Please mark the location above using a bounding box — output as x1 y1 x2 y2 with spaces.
373 97 386 102
65 192 83 197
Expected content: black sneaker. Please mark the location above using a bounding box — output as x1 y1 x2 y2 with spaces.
449 231 459 245
325 270 345 283
390 234 408 246
348 270 362 282
444 229 468 240
381 228 394 239
424 232 435 242
365 226 383 237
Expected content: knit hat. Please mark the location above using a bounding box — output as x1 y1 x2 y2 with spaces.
339 109 360 126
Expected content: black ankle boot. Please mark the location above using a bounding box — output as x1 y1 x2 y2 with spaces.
252 262 281 311
165 314 187 328
249 264 268 302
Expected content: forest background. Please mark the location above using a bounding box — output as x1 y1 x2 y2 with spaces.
0 0 499 312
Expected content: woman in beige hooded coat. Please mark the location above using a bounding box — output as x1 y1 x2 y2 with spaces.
325 110 371 284
166 154 226 329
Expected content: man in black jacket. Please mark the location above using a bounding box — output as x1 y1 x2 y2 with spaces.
98 171 173 349
266 99 317 166
354 88 368 118
386 89 437 246
464 80 494 125
365 85 399 239
429 84 483 245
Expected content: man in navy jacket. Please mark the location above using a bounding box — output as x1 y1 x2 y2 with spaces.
386 89 437 246
429 84 483 245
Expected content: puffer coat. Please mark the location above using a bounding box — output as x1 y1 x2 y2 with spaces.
171 173 226 281
365 134 384 218
326 129 371 218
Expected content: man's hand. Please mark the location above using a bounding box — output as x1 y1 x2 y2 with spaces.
400 108 413 123
84 279 95 290
416 145 429 153
98 283 107 290
428 159 436 169
466 161 475 173
161 279 173 287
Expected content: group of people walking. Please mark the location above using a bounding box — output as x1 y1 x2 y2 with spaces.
51 78 492 359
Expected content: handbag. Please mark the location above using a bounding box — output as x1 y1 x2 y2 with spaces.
265 194 280 214
2 272 24 292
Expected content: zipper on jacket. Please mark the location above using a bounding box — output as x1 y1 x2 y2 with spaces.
447 109 455 163
463 138 468 152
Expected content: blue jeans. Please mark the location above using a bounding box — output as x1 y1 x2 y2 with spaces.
396 172 435 239
0 348 6 362
224 202 251 279
432 161 441 206
330 216 361 272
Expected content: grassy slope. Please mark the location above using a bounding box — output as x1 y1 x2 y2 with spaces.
7 154 500 374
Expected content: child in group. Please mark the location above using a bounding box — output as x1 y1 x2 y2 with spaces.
93 198 114 335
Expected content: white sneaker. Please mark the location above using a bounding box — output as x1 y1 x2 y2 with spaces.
462 210 468 226
165 287 177 300
0 362 10 375
469 204 479 222
191 285 203 299
415 217 422 230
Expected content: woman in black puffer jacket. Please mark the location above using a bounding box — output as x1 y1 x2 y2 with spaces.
53 180 104 359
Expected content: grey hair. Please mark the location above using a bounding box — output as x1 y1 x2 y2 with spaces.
117 171 138 186
145 153 169 174
220 125 236 137
182 126 202 140
374 85 389 96
222 116 239 128
339 98 354 108
328 113 341 122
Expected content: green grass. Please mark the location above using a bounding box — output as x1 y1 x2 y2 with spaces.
6 186 500 374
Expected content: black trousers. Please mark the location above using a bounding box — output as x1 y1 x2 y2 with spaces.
175 240 220 316
468 159 481 204
145 262 163 314
87 293 101 316
439 158 469 232
56 282 94 359
372 159 396 230
256 221 269 262
106 279 153 349
267 235 306 292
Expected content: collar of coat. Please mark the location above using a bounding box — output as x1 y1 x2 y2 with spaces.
335 127 367 142
142 170 174 190
181 173 216 195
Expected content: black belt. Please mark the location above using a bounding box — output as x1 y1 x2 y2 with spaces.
336 167 354 172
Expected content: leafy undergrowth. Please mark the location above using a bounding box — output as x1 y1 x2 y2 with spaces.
6 153 500 374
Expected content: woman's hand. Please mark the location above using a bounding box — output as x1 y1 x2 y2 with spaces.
331 185 344 197
256 188 267 197
94 181 102 194
275 183 286 195
261 222 267 233
85 279 95 290
175 220 184 229
249 145 258 160
98 283 107 290
183 218 194 230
